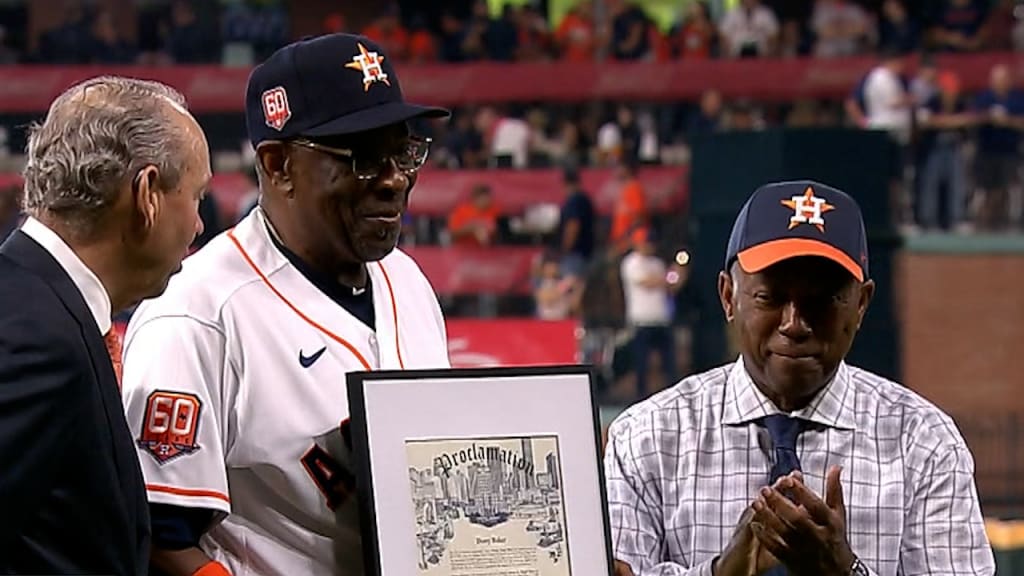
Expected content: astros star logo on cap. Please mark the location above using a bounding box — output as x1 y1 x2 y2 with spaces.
345 42 390 92
781 186 835 233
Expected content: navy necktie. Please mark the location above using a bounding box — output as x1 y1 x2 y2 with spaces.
763 414 804 483
761 414 804 576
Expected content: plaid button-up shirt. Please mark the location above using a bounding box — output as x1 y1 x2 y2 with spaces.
604 358 996 576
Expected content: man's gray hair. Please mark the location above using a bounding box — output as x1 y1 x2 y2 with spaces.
21 75 190 235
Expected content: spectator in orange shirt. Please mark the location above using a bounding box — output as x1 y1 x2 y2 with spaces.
407 14 437 63
609 159 648 253
672 1 717 59
555 2 597 61
361 6 409 61
448 184 501 246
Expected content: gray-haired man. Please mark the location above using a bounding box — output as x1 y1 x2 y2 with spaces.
0 75 210 574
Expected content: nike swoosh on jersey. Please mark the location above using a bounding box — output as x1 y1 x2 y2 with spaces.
299 346 327 368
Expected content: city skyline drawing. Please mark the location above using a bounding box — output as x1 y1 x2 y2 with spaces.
406 435 571 575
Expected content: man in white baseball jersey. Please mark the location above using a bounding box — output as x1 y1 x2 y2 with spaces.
120 33 451 576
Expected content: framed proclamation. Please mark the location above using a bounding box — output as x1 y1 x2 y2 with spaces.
346 365 614 576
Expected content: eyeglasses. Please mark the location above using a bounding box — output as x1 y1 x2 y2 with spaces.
290 136 432 180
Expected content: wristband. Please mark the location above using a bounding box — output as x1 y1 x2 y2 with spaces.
192 560 232 576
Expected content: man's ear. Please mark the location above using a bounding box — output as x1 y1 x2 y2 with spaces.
256 141 293 195
718 270 735 323
856 279 875 329
131 165 161 235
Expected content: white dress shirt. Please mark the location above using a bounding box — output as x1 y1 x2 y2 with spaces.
605 357 996 575
19 216 112 335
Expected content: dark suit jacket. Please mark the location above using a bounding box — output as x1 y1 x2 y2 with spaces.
0 230 149 575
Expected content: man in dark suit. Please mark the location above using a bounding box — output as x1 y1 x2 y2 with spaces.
0 76 210 574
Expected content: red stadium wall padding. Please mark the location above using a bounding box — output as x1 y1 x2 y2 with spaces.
446 319 580 368
113 318 580 369
0 166 687 220
0 53 1019 110
402 246 542 296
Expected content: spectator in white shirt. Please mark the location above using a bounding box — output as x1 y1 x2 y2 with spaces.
719 0 779 58
620 227 679 397
811 0 873 57
862 47 912 143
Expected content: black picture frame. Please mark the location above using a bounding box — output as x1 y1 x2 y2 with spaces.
346 364 615 576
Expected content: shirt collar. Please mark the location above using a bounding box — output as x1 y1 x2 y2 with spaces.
722 355 856 431
19 216 112 335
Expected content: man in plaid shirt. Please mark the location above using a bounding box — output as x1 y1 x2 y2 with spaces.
605 181 995 576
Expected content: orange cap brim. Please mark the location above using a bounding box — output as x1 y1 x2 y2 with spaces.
736 238 864 282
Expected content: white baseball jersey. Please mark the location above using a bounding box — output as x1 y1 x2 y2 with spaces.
120 207 450 576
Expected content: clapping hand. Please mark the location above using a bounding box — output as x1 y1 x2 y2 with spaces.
749 466 857 576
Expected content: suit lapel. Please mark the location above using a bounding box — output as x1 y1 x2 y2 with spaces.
0 231 133 484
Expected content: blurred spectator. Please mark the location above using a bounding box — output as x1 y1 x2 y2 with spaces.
810 0 873 58
930 0 989 53
780 17 816 57
863 47 912 143
448 184 500 246
438 10 467 62
719 0 780 58
0 184 21 241
515 5 554 61
555 1 598 61
36 1 92 64
724 100 766 131
165 0 218 63
670 1 716 59
489 107 531 168
973 63 1024 230
89 9 136 64
558 168 596 280
845 72 869 128
980 0 1016 51
610 1 652 60
597 105 641 166
441 110 486 169
910 56 939 106
878 0 920 55
635 109 660 163
489 4 524 62
361 5 410 61
551 119 586 169
461 0 508 61
620 227 677 396
407 14 438 62
534 253 580 320
220 0 288 63
609 159 648 253
916 71 973 232
687 89 724 141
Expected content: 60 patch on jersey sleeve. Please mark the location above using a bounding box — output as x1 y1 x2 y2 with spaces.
137 391 202 464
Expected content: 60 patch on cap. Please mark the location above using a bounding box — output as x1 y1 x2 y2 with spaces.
261 86 291 131
725 180 869 281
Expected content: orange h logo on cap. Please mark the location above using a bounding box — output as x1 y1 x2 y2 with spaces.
781 187 835 233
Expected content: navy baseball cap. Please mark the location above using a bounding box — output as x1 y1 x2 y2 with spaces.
725 180 869 281
245 33 449 147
